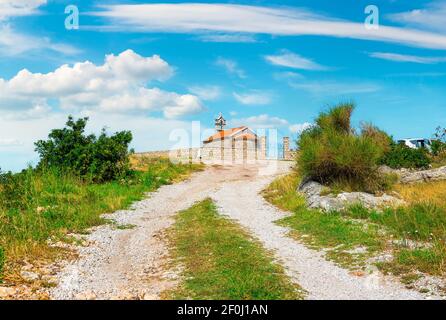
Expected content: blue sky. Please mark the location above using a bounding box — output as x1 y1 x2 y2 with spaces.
1 0 446 171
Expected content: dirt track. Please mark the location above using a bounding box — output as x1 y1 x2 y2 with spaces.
50 162 432 300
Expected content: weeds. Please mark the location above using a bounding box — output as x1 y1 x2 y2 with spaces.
0 157 203 280
167 199 304 300
264 173 446 277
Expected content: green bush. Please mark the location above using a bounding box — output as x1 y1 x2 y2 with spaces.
431 140 446 156
298 103 390 192
380 143 431 169
35 116 133 182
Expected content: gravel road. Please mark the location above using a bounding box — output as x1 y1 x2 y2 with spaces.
50 161 434 300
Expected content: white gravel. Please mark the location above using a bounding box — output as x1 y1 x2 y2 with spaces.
50 161 437 300
212 163 438 300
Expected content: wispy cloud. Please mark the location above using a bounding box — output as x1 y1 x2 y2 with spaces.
196 33 257 43
265 50 326 70
91 3 446 50
0 138 23 147
215 57 246 78
289 122 313 134
368 52 446 64
230 114 288 129
233 91 272 105
188 85 222 101
273 71 305 81
0 1 79 57
386 72 446 78
389 1 446 32
290 80 380 95
0 0 46 21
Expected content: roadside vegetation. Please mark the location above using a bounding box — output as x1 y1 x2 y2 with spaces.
265 103 446 291
298 102 444 193
166 199 304 300
0 116 203 283
263 173 386 269
264 172 446 281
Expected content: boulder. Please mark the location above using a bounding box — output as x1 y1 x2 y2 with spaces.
378 165 446 184
399 166 446 184
298 180 405 212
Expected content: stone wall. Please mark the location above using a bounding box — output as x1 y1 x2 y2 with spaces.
136 136 294 163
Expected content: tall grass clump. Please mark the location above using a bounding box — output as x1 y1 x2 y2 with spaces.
297 103 391 192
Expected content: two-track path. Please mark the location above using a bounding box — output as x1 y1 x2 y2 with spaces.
50 161 431 300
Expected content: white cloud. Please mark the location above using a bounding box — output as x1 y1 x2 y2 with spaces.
265 51 326 70
233 91 271 105
289 122 313 134
0 1 79 57
0 0 46 20
0 49 205 119
91 3 446 50
0 138 23 146
230 114 288 129
215 57 246 78
389 1 446 33
188 85 222 101
368 52 446 64
273 71 304 81
0 25 80 56
196 33 257 43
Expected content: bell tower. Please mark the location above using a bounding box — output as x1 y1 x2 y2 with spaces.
214 113 226 132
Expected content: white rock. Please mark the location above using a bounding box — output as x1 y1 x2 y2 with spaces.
21 270 40 282
298 180 405 212
0 286 16 298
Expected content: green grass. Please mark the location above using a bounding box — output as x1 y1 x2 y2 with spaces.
263 172 446 278
263 173 385 269
342 204 446 276
166 199 304 300
0 157 203 281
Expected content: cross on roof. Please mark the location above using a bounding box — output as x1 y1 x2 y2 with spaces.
215 113 226 131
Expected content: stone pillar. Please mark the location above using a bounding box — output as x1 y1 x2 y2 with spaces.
283 137 290 160
259 136 267 160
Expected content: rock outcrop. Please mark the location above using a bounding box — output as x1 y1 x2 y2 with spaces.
298 180 405 212
398 166 446 184
379 165 446 184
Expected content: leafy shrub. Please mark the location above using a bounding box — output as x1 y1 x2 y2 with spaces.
431 140 446 157
35 116 133 182
0 168 31 210
297 103 390 192
380 143 431 169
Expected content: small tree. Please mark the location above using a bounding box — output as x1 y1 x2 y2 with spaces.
35 116 133 182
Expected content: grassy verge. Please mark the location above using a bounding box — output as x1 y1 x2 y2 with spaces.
166 199 304 300
263 172 446 282
0 157 203 281
263 173 385 269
